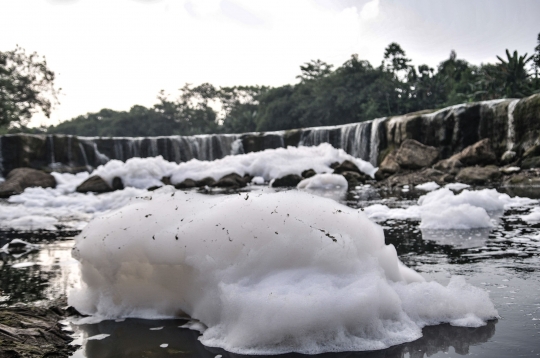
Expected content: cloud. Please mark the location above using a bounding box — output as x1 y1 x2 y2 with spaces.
360 0 379 20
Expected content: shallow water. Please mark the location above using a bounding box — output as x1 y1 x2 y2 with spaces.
1 185 540 357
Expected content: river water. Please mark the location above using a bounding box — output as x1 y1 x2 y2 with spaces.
1 185 539 357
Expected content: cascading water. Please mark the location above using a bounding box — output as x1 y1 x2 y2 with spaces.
0 136 4 179
506 99 520 152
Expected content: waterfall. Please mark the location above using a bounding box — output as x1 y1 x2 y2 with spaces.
47 135 56 164
0 136 4 178
78 142 91 171
506 99 520 152
369 117 386 166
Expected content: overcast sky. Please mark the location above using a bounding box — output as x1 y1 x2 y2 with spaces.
1 0 539 127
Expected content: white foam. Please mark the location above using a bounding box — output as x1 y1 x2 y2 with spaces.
1 179 147 231
91 144 376 189
522 207 540 223
87 333 110 341
364 188 536 229
70 190 496 354
297 173 348 191
444 183 470 191
415 182 440 191
251 176 265 185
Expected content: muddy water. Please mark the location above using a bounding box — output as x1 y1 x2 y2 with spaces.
1 186 540 357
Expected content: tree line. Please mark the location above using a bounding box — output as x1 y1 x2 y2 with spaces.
2 34 540 137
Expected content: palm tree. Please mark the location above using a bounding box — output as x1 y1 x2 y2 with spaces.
496 49 533 98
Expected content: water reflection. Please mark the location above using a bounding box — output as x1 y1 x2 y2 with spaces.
0 232 79 306
421 228 491 249
72 319 496 358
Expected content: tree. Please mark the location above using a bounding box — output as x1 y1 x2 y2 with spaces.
297 60 333 82
0 46 60 127
496 49 533 97
533 33 540 88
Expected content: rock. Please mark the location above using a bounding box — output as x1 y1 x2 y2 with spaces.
76 175 112 193
501 150 517 164
301 169 316 178
174 179 197 189
214 173 248 188
456 138 496 166
271 174 303 187
332 160 361 175
0 305 77 358
375 151 401 180
504 170 540 186
147 185 162 191
161 176 172 186
112 176 124 190
395 139 439 169
341 171 367 186
0 168 56 198
195 177 216 187
455 165 501 185
329 162 340 169
376 168 453 188
433 157 463 175
523 143 540 159
500 166 521 175
521 156 540 169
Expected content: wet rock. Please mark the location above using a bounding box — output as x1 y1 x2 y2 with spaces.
112 176 124 190
161 176 172 186
500 150 517 164
341 171 367 186
504 170 540 186
76 175 112 194
272 174 303 187
147 185 162 191
0 168 56 198
195 177 216 187
395 139 439 170
456 139 496 166
513 93 540 153
174 179 197 189
500 166 521 175
332 160 362 175
521 156 540 169
433 157 463 175
0 305 77 358
301 169 317 179
375 151 401 180
455 165 501 185
214 173 248 188
376 168 453 188
329 162 340 169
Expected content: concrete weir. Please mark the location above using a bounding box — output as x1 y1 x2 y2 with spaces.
0 94 539 177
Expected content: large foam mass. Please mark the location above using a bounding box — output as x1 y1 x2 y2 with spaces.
70 190 497 354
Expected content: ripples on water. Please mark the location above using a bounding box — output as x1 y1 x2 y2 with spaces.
1 185 540 357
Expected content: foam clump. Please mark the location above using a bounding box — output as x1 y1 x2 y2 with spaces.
70 190 497 354
522 207 540 223
297 173 348 190
91 143 376 189
1 172 147 231
415 182 440 191
364 188 535 229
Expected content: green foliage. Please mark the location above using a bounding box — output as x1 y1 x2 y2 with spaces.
0 46 59 128
39 32 540 136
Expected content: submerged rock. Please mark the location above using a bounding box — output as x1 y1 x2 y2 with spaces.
376 168 453 188
455 166 501 185
76 175 112 194
112 176 124 191
332 160 362 175
0 168 56 198
395 139 439 170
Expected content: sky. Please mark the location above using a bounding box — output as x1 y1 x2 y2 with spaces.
1 0 539 127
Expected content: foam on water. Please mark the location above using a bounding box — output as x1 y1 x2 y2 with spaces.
70 189 497 355
91 143 376 189
297 173 348 191
364 188 536 229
